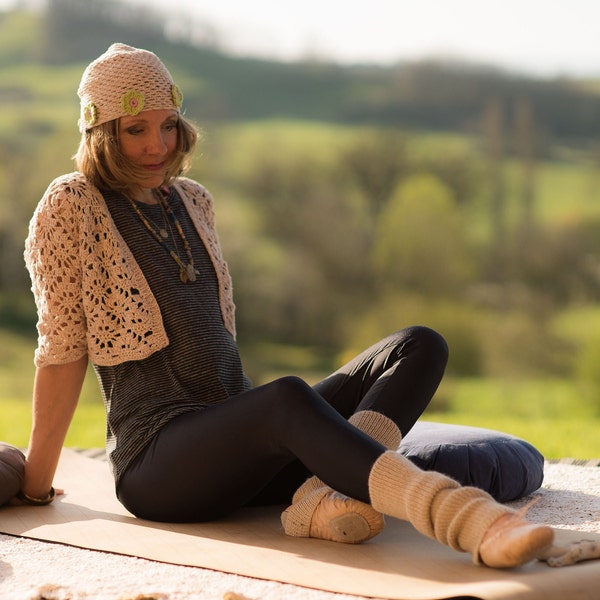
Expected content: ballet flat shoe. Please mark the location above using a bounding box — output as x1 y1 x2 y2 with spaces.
308 490 385 544
281 489 384 544
479 514 555 568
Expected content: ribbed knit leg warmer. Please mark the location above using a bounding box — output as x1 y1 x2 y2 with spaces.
281 410 400 543
368 451 554 567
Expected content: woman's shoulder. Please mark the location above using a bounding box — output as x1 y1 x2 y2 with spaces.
172 177 219 230
41 172 100 208
172 177 213 203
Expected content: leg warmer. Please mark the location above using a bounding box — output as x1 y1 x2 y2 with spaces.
368 451 511 561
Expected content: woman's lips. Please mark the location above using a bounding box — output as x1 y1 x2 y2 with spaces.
144 162 166 171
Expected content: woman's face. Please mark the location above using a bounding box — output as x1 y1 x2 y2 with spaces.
118 109 179 189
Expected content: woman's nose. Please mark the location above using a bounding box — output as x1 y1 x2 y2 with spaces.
146 130 168 154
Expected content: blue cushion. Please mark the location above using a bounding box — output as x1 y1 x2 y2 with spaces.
0 442 25 506
399 421 544 502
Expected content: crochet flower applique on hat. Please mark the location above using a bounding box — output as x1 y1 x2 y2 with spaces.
171 84 183 109
82 102 98 128
121 89 145 116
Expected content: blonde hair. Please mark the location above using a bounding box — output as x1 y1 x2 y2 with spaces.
74 115 198 195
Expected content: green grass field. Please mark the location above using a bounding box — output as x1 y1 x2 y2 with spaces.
2 119 600 458
2 330 599 458
3 11 600 463
426 377 600 459
0 330 105 448
3 374 598 458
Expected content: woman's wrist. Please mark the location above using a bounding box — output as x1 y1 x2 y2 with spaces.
16 486 56 506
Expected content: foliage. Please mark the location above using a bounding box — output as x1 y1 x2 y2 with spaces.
372 174 475 297
3 6 600 135
340 293 485 377
551 305 600 407
339 129 411 216
3 3 600 457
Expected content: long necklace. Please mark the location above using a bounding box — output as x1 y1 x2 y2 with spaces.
145 202 170 239
125 189 200 283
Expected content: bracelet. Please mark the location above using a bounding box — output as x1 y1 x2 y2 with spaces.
16 487 56 506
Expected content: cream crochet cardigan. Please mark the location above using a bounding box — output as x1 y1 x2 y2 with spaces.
25 172 236 368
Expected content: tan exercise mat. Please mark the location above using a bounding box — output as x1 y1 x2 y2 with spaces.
1 448 599 600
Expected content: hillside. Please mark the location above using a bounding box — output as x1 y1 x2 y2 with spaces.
1 1 600 145
4 1 600 462
3 0 600 379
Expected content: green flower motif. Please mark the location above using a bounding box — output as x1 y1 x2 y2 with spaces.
171 84 183 109
83 102 98 128
121 89 145 116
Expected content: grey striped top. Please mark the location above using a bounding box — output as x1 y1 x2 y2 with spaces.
96 187 250 484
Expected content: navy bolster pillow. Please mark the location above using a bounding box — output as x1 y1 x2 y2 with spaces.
399 421 544 502
0 442 26 506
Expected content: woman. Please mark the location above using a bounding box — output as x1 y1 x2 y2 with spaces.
19 43 554 568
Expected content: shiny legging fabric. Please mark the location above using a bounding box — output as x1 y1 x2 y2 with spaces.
117 326 448 522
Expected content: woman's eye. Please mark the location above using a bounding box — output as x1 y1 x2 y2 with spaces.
126 127 143 135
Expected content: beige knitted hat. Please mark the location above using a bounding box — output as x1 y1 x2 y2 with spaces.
77 43 183 132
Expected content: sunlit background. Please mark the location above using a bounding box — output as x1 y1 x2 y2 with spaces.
1 0 600 457
2 0 600 74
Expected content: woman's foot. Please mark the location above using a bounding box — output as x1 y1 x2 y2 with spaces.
281 488 385 544
309 490 385 543
479 513 554 568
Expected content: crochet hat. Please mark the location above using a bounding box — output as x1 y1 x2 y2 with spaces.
77 43 183 132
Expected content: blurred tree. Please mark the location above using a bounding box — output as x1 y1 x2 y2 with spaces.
371 173 475 298
417 148 484 208
339 129 410 219
508 218 600 307
0 110 77 306
41 0 163 63
240 151 372 347
514 97 536 238
343 292 485 377
481 97 507 281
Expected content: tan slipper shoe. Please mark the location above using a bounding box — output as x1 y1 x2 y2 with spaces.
479 513 554 568
281 487 384 544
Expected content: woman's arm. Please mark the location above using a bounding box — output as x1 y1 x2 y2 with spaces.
22 355 89 499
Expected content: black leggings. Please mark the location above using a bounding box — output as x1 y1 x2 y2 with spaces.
117 326 448 522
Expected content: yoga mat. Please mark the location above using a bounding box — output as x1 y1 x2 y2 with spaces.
1 448 599 600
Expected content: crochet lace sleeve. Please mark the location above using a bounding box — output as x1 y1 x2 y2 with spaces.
24 177 88 366
25 174 170 367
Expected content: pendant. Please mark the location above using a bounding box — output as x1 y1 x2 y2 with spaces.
159 229 169 239
186 263 197 282
179 264 197 283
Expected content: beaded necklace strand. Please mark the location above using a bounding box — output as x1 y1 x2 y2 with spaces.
125 188 200 283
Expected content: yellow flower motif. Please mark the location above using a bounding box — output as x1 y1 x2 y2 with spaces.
83 102 97 127
121 89 145 116
171 84 183 109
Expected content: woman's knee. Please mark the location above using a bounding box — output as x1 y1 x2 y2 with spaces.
267 375 318 405
410 325 448 357
264 375 328 421
396 325 449 366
